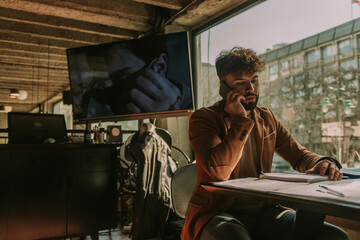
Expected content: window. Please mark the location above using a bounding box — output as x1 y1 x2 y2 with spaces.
281 60 290 70
357 35 360 50
311 86 322 95
195 0 360 169
338 38 354 55
322 64 337 84
53 101 73 130
340 59 356 70
321 45 336 59
53 100 140 143
305 50 318 64
269 64 279 74
293 56 304 68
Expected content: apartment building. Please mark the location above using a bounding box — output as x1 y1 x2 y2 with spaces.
259 18 360 165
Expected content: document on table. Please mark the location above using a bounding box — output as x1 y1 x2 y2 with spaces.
259 172 328 183
211 178 360 204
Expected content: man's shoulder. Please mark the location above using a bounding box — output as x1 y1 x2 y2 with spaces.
254 107 278 121
191 101 222 119
255 106 273 115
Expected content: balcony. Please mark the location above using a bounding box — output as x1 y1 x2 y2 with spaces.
338 50 355 59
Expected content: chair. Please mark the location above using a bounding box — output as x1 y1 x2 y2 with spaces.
166 163 197 239
171 163 197 218
155 127 192 167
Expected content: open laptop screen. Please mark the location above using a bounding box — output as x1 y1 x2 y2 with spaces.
8 112 68 144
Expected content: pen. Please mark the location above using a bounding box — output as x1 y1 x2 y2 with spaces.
318 185 345 197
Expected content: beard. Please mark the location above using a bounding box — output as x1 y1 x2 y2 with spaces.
240 93 259 110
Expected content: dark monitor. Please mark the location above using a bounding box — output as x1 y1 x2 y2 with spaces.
66 31 194 122
8 112 68 144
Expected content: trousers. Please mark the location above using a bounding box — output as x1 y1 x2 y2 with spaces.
198 206 349 240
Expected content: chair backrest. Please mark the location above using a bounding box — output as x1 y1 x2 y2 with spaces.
155 127 172 147
156 127 191 167
171 163 197 218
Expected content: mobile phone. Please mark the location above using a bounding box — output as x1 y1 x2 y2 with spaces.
219 80 233 99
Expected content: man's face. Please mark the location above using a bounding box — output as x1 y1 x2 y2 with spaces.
222 72 260 110
106 46 146 79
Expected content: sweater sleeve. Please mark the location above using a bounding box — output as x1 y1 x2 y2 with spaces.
189 109 254 181
269 109 320 172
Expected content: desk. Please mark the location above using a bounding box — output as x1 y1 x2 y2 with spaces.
202 178 360 240
0 144 118 240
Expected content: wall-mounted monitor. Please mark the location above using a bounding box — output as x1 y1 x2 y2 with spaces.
66 31 194 123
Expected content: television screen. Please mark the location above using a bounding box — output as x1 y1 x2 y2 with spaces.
8 112 68 144
66 31 194 122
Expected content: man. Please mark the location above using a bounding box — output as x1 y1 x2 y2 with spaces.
181 47 348 240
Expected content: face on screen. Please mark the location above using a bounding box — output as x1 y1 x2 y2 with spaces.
106 46 146 79
91 44 182 115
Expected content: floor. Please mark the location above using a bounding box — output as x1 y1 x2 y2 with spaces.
94 229 131 240
64 228 131 240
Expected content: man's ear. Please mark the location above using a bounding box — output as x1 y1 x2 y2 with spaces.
151 53 167 75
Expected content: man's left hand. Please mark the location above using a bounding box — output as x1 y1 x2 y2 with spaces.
305 160 343 181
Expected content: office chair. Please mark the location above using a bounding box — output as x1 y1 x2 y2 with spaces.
166 163 197 239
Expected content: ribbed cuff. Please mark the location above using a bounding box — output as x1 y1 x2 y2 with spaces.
316 157 342 169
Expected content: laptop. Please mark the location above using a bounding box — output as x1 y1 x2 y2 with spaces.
341 168 360 178
8 112 69 144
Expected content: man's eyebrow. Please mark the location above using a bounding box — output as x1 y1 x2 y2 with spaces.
234 75 258 81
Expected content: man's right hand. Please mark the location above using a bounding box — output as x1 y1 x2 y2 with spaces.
224 90 247 117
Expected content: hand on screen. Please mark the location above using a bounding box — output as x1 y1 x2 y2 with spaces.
126 68 182 113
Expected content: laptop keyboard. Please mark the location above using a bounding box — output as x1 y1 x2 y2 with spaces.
341 168 360 178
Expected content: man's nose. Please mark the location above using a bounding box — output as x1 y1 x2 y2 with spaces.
246 83 255 92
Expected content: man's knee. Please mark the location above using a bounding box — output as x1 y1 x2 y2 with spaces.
320 222 349 240
199 213 252 240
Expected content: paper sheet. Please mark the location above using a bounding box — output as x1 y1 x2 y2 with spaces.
211 178 360 205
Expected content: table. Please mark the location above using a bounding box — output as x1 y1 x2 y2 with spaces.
202 178 360 240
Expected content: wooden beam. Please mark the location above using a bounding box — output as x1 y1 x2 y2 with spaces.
0 0 153 30
0 30 96 50
0 19 122 45
0 7 138 39
131 0 185 10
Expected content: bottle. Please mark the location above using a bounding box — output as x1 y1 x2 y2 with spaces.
98 121 104 144
99 128 105 144
93 125 99 144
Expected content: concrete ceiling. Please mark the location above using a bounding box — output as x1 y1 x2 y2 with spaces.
0 0 249 113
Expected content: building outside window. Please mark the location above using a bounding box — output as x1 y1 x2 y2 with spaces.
340 59 356 70
269 63 279 81
357 35 360 51
293 56 304 68
53 101 73 130
281 60 290 70
305 50 319 64
338 38 354 55
321 44 336 59
53 100 139 143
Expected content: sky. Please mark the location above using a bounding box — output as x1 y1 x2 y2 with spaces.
201 0 360 64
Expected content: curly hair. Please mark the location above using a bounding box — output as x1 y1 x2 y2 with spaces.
215 46 265 78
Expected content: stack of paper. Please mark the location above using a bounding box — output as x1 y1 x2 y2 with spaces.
259 172 328 183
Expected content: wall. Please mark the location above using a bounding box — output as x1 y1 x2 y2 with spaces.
0 113 7 144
